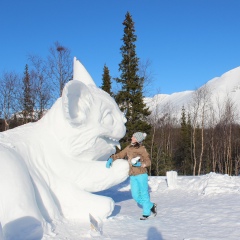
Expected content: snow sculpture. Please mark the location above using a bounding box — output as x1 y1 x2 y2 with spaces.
0 57 129 239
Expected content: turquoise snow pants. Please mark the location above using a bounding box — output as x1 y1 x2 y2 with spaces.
130 173 153 216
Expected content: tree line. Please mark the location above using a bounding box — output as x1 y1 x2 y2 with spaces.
147 88 240 176
1 12 240 176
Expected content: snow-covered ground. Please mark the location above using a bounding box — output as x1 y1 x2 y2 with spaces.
42 172 240 240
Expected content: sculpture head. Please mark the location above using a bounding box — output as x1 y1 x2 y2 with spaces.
45 57 127 161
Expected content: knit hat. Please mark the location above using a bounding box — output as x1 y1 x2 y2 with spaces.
133 132 147 143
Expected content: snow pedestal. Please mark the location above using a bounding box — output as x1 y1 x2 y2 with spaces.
166 171 178 188
0 222 3 240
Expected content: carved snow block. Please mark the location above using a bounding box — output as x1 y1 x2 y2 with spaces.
166 171 178 188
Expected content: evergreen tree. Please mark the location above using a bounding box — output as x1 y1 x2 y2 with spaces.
115 11 151 146
101 64 113 96
175 106 192 174
22 64 34 123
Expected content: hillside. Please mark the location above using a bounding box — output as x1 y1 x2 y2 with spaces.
146 66 240 121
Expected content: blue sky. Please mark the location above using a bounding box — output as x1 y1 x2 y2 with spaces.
1 0 240 96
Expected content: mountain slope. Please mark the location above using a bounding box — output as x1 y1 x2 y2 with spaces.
146 66 240 120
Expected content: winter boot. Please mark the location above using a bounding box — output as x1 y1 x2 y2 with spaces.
151 203 157 216
140 215 149 220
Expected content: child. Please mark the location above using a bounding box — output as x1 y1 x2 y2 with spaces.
106 132 157 220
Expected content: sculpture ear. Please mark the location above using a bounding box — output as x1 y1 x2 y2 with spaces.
73 57 96 86
62 80 93 127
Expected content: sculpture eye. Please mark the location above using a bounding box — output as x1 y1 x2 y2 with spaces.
102 112 114 125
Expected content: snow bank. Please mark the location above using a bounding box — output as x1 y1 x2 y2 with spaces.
183 172 240 195
147 172 240 195
109 172 240 197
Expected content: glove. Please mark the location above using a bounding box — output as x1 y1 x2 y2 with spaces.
106 158 113 168
131 156 140 165
132 162 141 167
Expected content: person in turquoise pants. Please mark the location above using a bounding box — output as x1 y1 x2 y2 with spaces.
106 132 157 220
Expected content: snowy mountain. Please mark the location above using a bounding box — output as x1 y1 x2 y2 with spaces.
145 66 240 121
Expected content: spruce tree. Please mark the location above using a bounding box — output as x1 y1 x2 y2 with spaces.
115 11 151 146
175 106 192 175
22 64 34 123
101 64 113 96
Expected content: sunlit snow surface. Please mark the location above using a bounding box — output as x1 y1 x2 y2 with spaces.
43 173 240 240
0 57 129 239
42 173 240 240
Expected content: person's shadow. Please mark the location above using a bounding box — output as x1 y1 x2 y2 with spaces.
147 226 163 240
